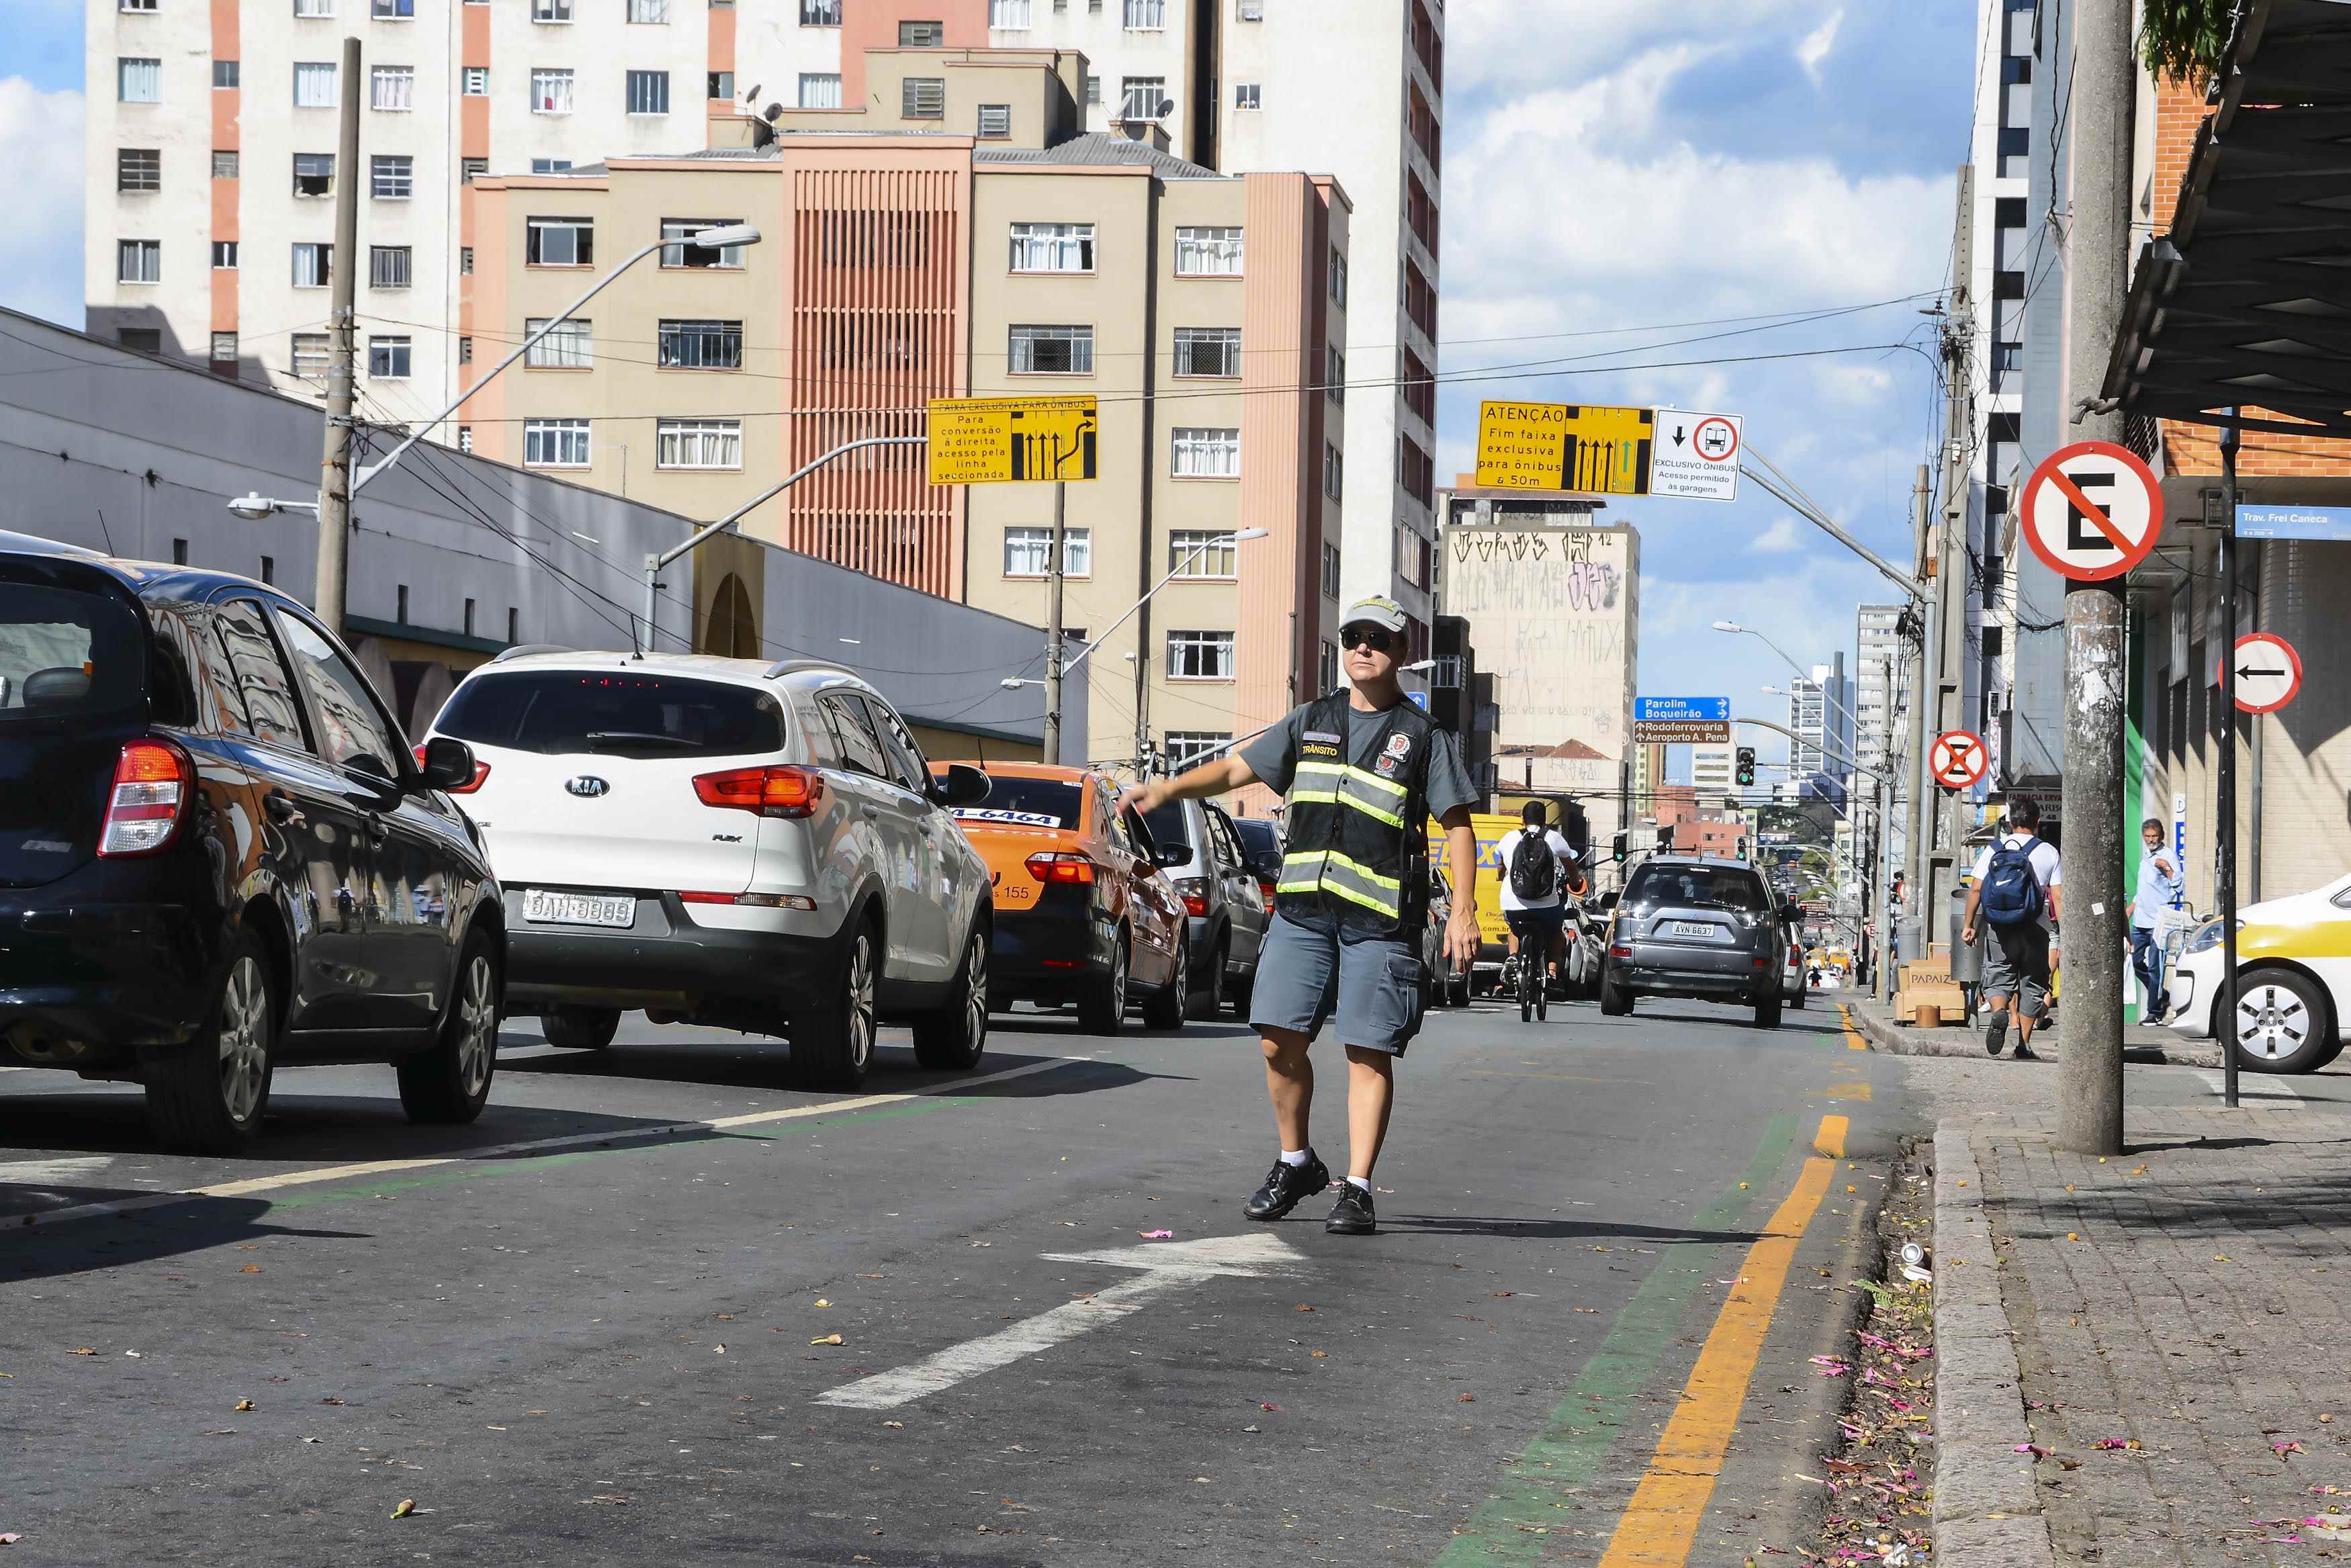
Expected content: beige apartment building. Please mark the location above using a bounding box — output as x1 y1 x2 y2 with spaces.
467 46 1347 773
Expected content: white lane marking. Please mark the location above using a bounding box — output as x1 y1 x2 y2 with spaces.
2195 1069 2306 1104
813 1232 1304 1411
7 1054 1096 1231
0 1156 116 1186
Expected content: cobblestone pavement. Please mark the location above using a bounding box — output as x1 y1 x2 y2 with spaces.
1967 1108 2351 1566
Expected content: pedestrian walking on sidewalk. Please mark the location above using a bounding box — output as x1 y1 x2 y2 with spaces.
1961 795 2063 1060
2130 817 2182 1023
1117 596 1480 1236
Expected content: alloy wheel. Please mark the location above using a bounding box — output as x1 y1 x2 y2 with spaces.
455 954 497 1097
2236 981 2309 1061
1110 941 1128 1017
217 956 270 1125
963 933 989 1044
848 931 877 1072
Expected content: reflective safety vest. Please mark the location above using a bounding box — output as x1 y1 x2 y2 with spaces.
1275 692 1434 935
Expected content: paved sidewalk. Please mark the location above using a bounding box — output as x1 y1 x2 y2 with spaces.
1849 995 2213 1066
1935 1108 2351 1566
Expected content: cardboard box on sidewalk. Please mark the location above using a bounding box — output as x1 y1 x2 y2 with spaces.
1896 983 1968 1024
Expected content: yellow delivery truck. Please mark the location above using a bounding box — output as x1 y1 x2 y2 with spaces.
1430 813 1595 998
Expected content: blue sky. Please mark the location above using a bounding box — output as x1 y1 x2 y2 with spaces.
0 1 1970 779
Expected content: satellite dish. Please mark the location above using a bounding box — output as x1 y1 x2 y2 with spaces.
740 81 762 104
1156 97 1175 118
762 101 784 123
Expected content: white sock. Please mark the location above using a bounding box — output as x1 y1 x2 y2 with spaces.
1346 1176 1373 1191
1279 1148 1311 1167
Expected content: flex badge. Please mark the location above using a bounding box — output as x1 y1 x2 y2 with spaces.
2019 441 2163 582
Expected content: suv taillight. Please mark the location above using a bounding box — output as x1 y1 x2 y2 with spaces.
410 743 491 794
1026 851 1096 885
97 739 192 858
694 764 824 819
1259 878 1277 915
1175 876 1210 917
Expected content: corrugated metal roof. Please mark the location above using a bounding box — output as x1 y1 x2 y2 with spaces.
977 133 1224 179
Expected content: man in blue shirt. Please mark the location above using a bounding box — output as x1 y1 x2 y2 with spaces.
2130 817 2184 1021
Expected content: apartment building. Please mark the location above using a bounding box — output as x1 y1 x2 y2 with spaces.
467 48 1346 772
1853 602 1905 775
1690 742 1734 810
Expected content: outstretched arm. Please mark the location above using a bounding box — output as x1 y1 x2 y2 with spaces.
1114 755 1257 818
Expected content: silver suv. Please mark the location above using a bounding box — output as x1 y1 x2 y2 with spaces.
1143 798 1269 1017
1597 855 1800 1028
425 650 995 1088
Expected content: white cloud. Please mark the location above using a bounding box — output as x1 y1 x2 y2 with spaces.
1749 516 1804 553
1816 363 1896 406
1796 9 1845 83
0 78 83 330
1447 0 1818 97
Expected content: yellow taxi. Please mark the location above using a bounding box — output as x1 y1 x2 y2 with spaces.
2168 872 2351 1073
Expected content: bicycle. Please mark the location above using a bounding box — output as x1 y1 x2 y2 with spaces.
1517 941 1548 1023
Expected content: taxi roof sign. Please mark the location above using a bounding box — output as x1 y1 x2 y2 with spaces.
928 395 1098 486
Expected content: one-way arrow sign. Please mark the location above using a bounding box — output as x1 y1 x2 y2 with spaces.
2231 632 2302 714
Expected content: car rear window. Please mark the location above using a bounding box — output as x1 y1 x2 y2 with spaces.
0 580 143 721
1625 864 1768 913
1144 801 1194 859
950 776 1083 830
436 670 785 759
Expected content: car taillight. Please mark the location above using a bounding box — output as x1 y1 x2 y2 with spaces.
1609 944 1632 959
1175 876 1209 917
410 743 491 794
1259 878 1276 915
693 765 824 819
1026 851 1096 885
97 739 192 858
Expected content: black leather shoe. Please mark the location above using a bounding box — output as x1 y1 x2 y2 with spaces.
1325 1183 1377 1235
1245 1153 1330 1220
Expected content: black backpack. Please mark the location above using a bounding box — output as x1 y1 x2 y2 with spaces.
1980 836 2047 929
1508 831 1558 901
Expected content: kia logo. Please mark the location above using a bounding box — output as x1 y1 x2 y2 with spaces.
565 776 611 798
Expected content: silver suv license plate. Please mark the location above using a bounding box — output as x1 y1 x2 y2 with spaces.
1670 920 1714 937
525 888 636 927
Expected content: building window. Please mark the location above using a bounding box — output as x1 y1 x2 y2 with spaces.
977 103 1011 137
800 0 842 22
1326 346 1345 404
1328 246 1347 306
291 242 332 288
213 60 240 89
369 246 412 288
213 149 238 177
1318 640 1338 692
459 427 475 455
1321 541 1340 598
530 157 573 174
371 154 413 197
531 68 574 113
625 69 670 115
1165 731 1233 770
461 156 487 183
1239 0 1264 19
1003 526 1090 578
463 598 476 636
293 60 338 107
118 148 161 192
119 328 163 353
1322 441 1342 500
532 0 572 19
367 334 412 378
991 0 1031 24
293 152 335 197
1235 82 1260 109
523 418 591 467
119 58 161 103
1165 631 1235 681
260 555 276 584
460 246 474 274
527 217 593 266
902 77 945 118
1010 324 1093 374
656 418 744 470
707 70 734 100
658 318 743 369
462 66 488 95
373 0 416 15
1171 427 1241 477
121 0 159 11
1084 74 1100 105
797 73 841 107
171 538 188 565
525 317 594 368
899 19 944 44
1124 0 1165 30
293 0 332 14
1009 221 1094 273
1174 226 1243 277
117 239 161 285
660 218 747 268
1168 529 1237 577
1120 75 1165 119
212 240 238 268
370 64 413 109
628 0 670 19
292 332 330 378
1172 326 1241 378
458 336 472 365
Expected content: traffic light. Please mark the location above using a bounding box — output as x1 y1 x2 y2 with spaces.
1735 746 1757 787
1736 835 1750 861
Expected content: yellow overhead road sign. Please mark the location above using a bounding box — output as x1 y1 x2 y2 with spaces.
928 395 1099 485
1474 400 1652 496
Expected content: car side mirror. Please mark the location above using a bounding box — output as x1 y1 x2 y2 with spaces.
1155 843 1189 869
418 736 478 792
1249 851 1282 881
931 764 991 809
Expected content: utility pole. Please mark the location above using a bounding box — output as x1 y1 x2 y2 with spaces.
313 34 362 638
1042 481 1067 766
1904 463 1935 964
2216 416 2242 1109
1933 171 1974 949
2057 0 2134 1155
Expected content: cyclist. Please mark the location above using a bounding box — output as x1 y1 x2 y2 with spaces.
1496 801 1577 1000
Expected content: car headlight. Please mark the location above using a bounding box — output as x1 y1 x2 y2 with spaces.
2183 919 2237 955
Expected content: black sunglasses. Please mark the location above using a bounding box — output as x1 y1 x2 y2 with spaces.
1340 627 1397 653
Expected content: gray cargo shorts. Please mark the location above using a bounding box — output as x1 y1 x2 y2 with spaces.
1248 913 1427 1056
1980 922 2052 1019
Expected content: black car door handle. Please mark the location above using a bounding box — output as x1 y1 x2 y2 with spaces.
367 815 392 844
264 793 305 827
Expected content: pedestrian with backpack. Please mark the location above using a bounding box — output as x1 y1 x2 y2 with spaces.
1497 801 1579 995
1960 795 2064 1060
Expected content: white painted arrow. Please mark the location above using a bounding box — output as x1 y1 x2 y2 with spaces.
813 1232 1304 1411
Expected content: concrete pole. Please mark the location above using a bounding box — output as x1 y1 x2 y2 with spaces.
1904 464 1935 962
312 34 362 637
2056 0 2135 1156
2217 420 2241 1108
1043 479 1066 766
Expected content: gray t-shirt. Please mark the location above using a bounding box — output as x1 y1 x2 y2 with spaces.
1240 696 1478 823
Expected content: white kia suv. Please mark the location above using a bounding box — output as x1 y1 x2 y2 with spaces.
424 649 995 1089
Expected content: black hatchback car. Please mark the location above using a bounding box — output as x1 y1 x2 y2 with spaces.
0 539 503 1153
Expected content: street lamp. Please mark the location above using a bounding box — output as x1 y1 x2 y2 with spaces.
226 493 320 520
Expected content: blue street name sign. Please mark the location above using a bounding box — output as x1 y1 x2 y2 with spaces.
1634 696 1731 723
2237 504 2351 542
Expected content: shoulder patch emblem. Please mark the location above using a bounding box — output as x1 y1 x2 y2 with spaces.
1384 733 1413 759
1375 754 1399 776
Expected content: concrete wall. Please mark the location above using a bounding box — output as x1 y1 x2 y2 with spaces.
0 308 1072 757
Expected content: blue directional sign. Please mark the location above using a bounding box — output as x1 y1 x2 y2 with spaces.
1634 696 1730 723
1406 690 1429 712
2237 504 2351 542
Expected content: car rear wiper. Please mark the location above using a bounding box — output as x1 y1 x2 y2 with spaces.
584 731 699 752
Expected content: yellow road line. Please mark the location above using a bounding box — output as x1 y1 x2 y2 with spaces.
1593 1127 1840 1567
1814 1114 1848 1158
1826 1080 1873 1101
1836 1003 1869 1050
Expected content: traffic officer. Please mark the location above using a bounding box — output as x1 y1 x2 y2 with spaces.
1119 596 1480 1235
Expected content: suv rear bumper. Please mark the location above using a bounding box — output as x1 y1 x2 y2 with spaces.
504 889 846 1015
1610 939 1773 1003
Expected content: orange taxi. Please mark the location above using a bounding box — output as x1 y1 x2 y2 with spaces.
932 762 1190 1033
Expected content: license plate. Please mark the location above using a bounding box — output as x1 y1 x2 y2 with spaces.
524 888 636 928
1670 921 1716 937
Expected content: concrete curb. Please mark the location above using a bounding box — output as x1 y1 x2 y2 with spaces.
1849 1000 2218 1067
1931 1121 2055 1565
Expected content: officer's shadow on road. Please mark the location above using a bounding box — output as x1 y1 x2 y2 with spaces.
498 1042 1184 1095
0 1193 368 1284
1375 1213 1767 1244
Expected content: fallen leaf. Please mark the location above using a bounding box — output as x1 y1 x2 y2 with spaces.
320 1397 345 1406
1574 1307 1597 1315
1457 1393 1476 1403
580 1494 629 1506
1295 1304 1315 1312
1141 1230 1174 1240
1243 1424 1260 1433
234 1399 254 1412
239 1264 262 1274
813 1300 832 1309
811 1334 844 1347
68 1348 95 1356
390 1499 416 1520
1260 1402 1281 1412
1494 1292 1515 1299
1309 1350 1328 1358
882 1420 903 1429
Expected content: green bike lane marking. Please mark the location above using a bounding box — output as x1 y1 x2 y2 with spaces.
1433 1111 1800 1565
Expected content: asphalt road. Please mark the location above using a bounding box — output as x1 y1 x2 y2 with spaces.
5 990 1920 1565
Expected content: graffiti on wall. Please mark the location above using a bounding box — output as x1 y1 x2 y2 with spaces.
1447 528 1637 758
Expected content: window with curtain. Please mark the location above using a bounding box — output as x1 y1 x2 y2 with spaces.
1008 222 1094 273
1174 226 1243 276
293 61 337 107
291 243 332 287
531 68 574 113
1124 0 1165 30
627 0 670 19
1165 631 1235 680
1002 527 1090 577
656 419 743 469
370 65 413 110
1167 531 1237 577
800 0 842 21
797 73 841 107
991 0 1031 25
117 239 161 284
1171 428 1240 478
524 318 594 368
658 319 744 369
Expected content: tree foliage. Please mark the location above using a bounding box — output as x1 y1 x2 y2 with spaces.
2139 0 2235 83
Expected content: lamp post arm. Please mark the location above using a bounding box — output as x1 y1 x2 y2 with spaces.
1064 535 1221 676
1739 448 1925 601
353 236 670 496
